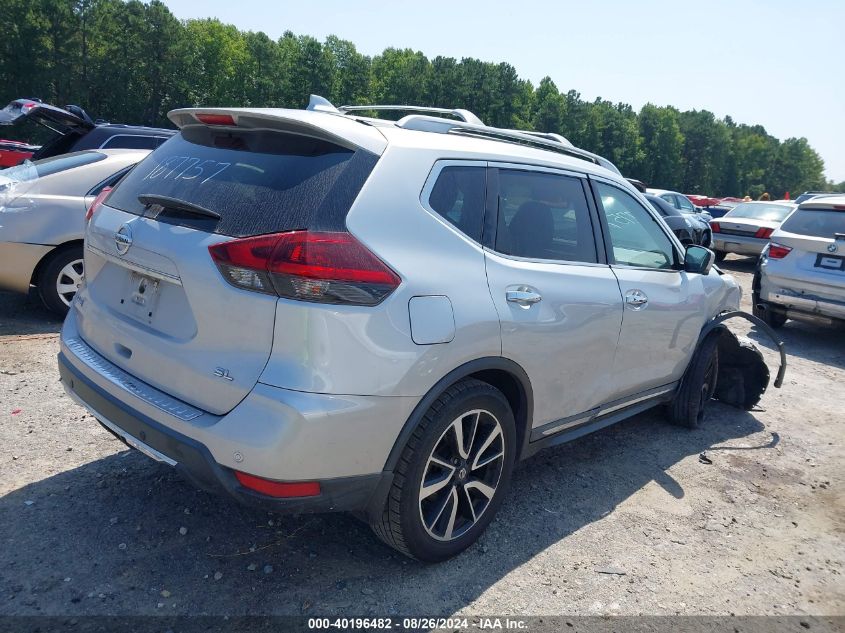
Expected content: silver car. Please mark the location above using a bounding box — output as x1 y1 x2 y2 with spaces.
59 97 756 561
710 201 796 261
754 196 845 328
0 149 150 312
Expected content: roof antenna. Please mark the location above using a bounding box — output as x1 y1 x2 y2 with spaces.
306 95 341 114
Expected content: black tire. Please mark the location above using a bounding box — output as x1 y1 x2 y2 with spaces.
669 334 719 429
752 292 787 329
38 246 84 315
714 250 727 263
370 378 516 562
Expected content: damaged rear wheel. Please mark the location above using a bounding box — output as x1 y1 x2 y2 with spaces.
668 334 719 429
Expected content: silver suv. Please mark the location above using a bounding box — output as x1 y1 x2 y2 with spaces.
753 196 845 328
59 97 746 561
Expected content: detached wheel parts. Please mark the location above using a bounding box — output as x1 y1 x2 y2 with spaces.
669 334 719 429
370 379 516 561
38 246 84 315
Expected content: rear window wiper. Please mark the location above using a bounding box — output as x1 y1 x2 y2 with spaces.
137 194 221 220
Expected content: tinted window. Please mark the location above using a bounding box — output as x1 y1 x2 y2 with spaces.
494 170 597 263
597 183 677 269
726 202 794 221
428 165 485 241
780 208 845 239
101 135 166 150
107 128 378 237
0 150 105 180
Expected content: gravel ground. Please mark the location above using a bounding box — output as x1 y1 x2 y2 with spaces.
0 256 843 618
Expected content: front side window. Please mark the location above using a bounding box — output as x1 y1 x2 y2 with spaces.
427 165 485 242
596 182 677 270
494 169 597 263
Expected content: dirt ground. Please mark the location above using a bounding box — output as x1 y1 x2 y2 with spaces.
0 256 843 619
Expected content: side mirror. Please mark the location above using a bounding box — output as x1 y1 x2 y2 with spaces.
684 245 714 275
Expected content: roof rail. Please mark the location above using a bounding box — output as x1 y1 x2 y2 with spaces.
338 103 484 126
303 95 619 175
396 115 621 175
505 129 573 148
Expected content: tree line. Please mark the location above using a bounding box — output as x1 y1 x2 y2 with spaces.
2 0 840 196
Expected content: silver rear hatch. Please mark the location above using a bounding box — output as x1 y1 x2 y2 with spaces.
75 109 385 415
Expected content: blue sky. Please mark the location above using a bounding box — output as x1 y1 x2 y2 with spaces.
162 0 845 182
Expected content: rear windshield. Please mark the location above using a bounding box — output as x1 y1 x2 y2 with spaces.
726 202 794 222
106 127 378 237
780 208 845 239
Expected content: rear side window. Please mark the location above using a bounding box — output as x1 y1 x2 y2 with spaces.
427 165 485 241
106 128 378 237
101 134 167 150
780 208 845 238
494 169 597 263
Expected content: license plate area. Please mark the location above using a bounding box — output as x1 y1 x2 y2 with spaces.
815 254 845 271
121 271 162 324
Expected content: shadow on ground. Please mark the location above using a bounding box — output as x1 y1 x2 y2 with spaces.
0 404 767 616
0 291 62 337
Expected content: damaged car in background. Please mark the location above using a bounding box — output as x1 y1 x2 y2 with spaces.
0 98 173 162
57 96 785 562
753 196 845 329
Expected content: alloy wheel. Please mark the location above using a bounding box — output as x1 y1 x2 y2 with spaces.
418 409 505 542
56 259 84 307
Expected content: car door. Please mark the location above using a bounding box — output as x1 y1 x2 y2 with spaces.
483 164 624 432
591 178 707 400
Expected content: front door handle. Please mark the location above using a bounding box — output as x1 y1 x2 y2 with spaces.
506 288 542 306
625 289 648 310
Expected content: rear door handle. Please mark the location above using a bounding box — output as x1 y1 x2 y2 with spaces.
506 289 542 306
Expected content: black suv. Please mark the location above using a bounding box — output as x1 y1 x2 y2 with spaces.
0 99 173 162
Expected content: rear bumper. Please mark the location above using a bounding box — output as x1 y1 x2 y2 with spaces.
761 285 845 321
712 234 767 256
0 241 52 293
59 351 392 514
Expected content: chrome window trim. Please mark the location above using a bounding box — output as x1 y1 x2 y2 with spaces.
98 134 169 150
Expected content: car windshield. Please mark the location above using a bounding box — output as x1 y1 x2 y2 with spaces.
725 202 793 222
780 208 845 239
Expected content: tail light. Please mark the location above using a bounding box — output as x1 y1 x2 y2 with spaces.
234 471 320 498
209 230 401 306
710 221 721 233
85 186 112 224
755 227 774 239
767 243 792 259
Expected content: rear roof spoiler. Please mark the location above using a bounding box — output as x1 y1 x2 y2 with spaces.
167 107 387 155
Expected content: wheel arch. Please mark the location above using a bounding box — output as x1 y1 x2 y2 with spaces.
381 357 534 473
30 239 84 287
